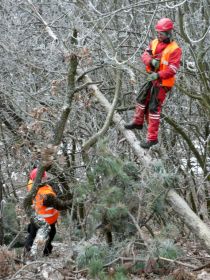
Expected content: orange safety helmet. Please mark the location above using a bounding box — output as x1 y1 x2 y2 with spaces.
29 168 47 180
155 18 174 32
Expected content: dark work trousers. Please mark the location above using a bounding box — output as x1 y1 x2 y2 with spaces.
25 221 56 256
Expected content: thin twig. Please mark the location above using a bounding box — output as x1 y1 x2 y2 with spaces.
26 0 58 41
193 260 210 271
127 211 149 248
158 256 197 269
8 230 23 249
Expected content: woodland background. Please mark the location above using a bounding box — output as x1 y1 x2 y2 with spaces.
0 0 209 279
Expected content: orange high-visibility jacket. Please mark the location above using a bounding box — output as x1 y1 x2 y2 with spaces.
146 39 179 87
27 180 59 225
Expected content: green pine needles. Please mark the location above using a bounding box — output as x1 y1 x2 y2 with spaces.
150 159 179 190
149 238 182 260
77 245 106 268
73 138 183 278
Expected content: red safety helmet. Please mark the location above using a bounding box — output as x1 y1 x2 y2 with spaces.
155 18 174 32
29 168 47 180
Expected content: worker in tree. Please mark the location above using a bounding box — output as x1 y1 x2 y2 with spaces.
24 168 71 257
125 18 182 149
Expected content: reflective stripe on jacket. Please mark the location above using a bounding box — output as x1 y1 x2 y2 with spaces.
27 180 59 225
27 179 33 192
146 39 179 87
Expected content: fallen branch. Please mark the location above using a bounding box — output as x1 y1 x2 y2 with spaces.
159 256 197 269
193 260 210 271
74 81 103 93
104 256 145 267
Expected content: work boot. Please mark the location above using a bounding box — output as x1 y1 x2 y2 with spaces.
124 123 143 130
140 140 158 149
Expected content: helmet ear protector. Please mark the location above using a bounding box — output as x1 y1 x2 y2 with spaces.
29 168 47 180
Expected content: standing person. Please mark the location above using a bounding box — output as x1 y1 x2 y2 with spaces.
125 18 182 149
25 168 71 258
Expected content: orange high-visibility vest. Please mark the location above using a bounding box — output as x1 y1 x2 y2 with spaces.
146 39 179 87
27 180 59 225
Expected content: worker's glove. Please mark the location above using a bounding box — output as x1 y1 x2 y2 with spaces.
151 59 160 69
147 72 159 82
31 213 47 228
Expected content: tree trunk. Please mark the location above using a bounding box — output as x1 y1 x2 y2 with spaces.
82 74 152 167
0 163 4 245
23 48 78 213
84 74 210 254
167 189 210 253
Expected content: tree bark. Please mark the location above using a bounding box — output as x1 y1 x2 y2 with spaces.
82 69 122 151
0 163 4 245
84 74 210 254
167 189 210 252
82 74 151 167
